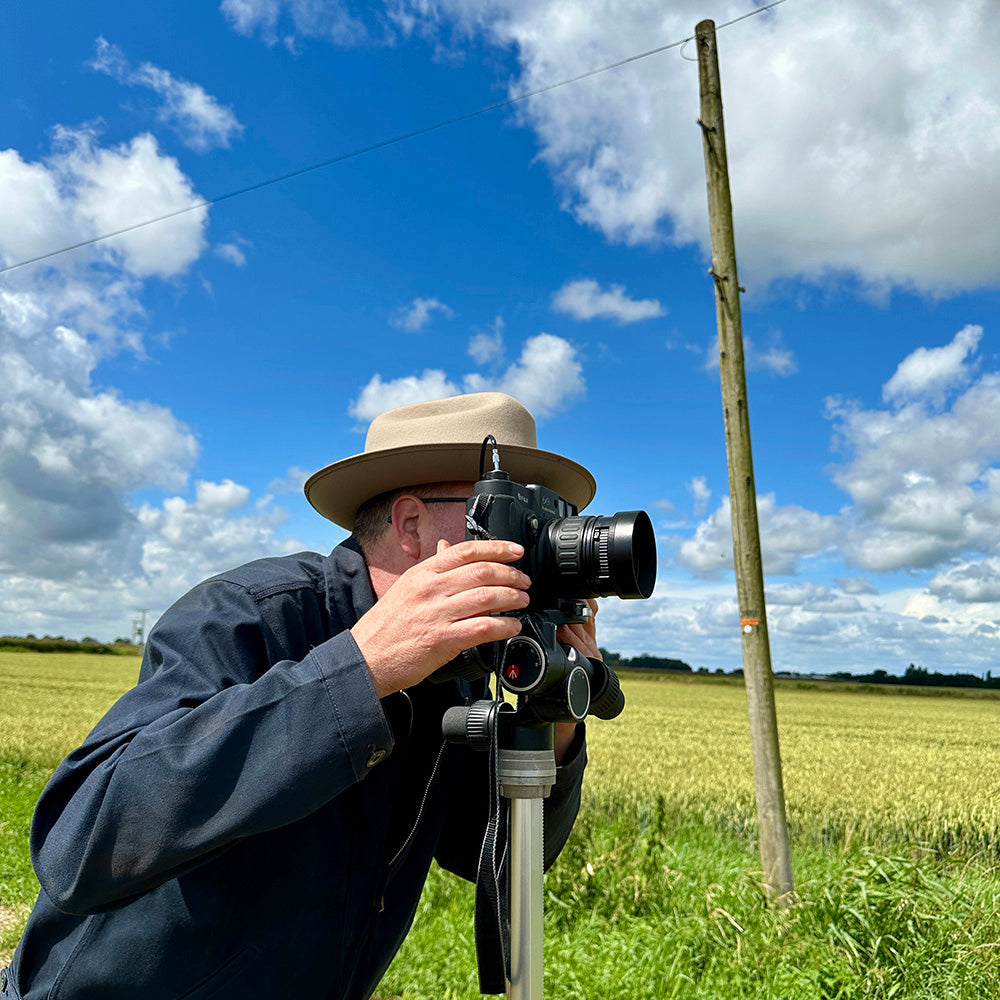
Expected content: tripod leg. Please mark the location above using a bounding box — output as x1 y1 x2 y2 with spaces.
509 796 545 1000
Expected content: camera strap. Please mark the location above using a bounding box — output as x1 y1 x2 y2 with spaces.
465 494 495 541
473 682 510 995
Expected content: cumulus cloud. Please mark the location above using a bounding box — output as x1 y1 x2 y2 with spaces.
552 278 664 323
0 129 207 279
676 493 839 577
834 576 878 596
394 0 1000 296
927 558 1000 603
349 369 460 421
827 326 1000 571
220 0 368 48
464 332 585 417
389 296 455 332
626 320 1000 673
136 485 302 598
350 331 585 422
91 38 244 152
468 316 505 364
0 129 305 641
882 324 982 407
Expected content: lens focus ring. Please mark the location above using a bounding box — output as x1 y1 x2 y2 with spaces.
553 518 583 576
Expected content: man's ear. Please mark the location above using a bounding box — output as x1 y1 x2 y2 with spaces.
388 494 426 561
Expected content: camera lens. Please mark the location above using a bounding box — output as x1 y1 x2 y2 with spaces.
540 510 656 600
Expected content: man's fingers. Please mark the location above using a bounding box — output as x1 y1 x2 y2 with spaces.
456 611 523 647
431 538 524 569
445 584 530 620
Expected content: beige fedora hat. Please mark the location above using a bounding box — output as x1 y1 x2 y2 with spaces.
305 392 596 529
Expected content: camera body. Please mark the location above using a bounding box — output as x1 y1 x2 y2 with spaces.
466 470 655 610
436 467 655 723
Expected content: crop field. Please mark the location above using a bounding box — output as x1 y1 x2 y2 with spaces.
586 673 1000 852
4 652 1000 996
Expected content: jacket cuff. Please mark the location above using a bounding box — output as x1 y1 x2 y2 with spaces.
307 631 394 782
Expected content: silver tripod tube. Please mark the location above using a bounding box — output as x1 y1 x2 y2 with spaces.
499 748 557 1000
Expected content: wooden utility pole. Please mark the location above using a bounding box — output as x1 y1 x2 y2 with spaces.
695 18 793 903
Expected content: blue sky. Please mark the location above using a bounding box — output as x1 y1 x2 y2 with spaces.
2 0 999 676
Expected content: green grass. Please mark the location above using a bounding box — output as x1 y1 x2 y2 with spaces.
377 792 1000 999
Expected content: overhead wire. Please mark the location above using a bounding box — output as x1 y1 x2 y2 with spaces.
0 0 789 276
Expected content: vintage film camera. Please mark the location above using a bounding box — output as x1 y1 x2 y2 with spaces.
436 437 656 725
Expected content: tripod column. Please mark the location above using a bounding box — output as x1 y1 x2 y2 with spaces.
510 797 544 998
499 747 557 1000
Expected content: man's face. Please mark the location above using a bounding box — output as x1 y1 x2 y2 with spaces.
421 482 475 548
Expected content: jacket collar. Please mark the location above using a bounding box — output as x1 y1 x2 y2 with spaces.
324 536 377 627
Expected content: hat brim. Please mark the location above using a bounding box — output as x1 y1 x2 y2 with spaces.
305 442 597 530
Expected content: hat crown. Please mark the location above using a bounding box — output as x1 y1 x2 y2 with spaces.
365 392 538 453
304 391 595 529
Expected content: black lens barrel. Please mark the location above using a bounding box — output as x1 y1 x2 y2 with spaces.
541 509 656 600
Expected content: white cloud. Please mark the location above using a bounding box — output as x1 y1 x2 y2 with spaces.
267 466 311 494
91 38 244 152
882 324 982 407
596 572 1000 675
0 128 307 642
351 332 585 422
687 475 710 515
468 316 505 364
927 558 1000 603
215 239 250 266
703 331 797 377
220 0 368 47
390 296 455 332
827 328 1000 572
0 129 205 281
350 370 461 421
11 126 208 279
396 0 1000 296
136 485 302 599
676 493 839 578
551 278 664 323
194 479 251 515
465 332 585 418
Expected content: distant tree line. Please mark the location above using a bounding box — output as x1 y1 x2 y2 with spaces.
0 635 141 655
600 651 1000 690
600 649 697 673
826 663 1000 690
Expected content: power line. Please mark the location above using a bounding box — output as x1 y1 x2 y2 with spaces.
0 0 789 276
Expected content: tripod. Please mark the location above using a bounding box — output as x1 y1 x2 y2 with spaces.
443 699 556 999
442 636 622 998
501 724 555 1000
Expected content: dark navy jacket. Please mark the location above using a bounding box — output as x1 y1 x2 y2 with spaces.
4 539 585 1000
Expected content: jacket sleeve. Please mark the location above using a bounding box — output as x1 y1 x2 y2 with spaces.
30 577 393 916
433 723 587 882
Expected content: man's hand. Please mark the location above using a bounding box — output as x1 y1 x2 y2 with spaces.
353 539 531 699
555 598 600 662
553 598 600 763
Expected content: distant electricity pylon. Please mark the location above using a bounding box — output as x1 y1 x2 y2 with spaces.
131 610 149 646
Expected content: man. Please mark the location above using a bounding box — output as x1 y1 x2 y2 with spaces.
3 392 598 1000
